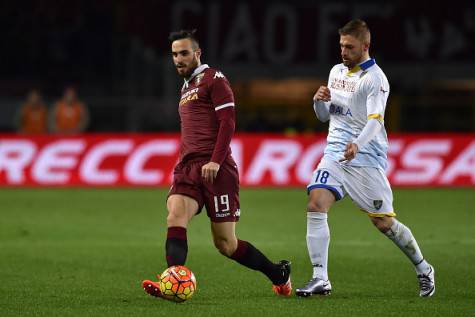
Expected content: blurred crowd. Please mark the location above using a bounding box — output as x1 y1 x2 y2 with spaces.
16 87 89 134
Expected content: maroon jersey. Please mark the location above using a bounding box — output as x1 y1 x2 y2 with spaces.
178 64 235 164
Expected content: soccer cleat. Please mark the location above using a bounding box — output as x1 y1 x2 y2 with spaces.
272 260 292 296
418 265 435 297
142 275 162 298
295 278 332 297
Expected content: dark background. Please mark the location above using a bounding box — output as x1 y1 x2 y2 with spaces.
1 0 474 133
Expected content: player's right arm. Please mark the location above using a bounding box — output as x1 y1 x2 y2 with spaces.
313 67 337 122
313 86 331 122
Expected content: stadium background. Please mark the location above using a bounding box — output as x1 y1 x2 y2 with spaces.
1 1 474 316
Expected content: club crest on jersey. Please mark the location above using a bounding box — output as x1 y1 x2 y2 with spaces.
195 73 204 85
359 70 368 78
373 200 383 210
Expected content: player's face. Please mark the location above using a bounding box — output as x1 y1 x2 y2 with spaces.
340 35 368 69
171 39 201 78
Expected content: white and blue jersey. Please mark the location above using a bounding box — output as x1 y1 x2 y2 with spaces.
315 58 390 171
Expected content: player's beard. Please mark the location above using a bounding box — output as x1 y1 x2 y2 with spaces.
342 59 352 68
342 50 363 69
179 56 199 79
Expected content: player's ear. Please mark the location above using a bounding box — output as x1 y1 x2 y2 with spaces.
194 48 202 60
363 42 370 52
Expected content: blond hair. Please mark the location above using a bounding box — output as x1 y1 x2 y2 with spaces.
338 19 371 44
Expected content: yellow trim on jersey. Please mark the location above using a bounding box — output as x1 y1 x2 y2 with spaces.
368 113 384 121
365 211 396 217
359 208 396 217
346 65 361 76
368 212 396 217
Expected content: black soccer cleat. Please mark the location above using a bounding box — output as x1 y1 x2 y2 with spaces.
272 260 292 296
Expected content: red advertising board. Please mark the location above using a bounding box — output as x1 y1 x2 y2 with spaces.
0 133 473 187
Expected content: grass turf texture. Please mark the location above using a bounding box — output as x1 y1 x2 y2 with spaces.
0 188 474 316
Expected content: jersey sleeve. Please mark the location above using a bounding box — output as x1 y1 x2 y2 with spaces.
211 107 235 164
313 65 337 122
365 74 389 122
208 71 236 164
209 71 235 111
313 65 339 122
354 118 382 149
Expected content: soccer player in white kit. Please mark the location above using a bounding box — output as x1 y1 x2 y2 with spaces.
295 19 435 297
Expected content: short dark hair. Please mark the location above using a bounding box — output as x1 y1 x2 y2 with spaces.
338 19 370 44
168 29 200 49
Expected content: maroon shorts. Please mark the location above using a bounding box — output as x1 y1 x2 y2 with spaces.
168 157 240 222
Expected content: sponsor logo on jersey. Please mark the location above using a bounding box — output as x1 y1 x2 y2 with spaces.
330 78 356 92
214 71 225 79
329 104 352 116
179 88 199 106
215 212 231 217
181 88 199 99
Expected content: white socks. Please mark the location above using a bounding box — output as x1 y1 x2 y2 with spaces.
307 213 430 280
306 212 330 280
384 219 431 275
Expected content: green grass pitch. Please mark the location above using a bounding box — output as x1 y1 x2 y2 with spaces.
1 188 474 316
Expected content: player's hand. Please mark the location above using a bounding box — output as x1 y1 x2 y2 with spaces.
339 143 359 162
202 162 220 183
314 86 331 102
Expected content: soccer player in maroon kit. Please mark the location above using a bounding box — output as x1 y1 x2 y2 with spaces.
142 30 292 297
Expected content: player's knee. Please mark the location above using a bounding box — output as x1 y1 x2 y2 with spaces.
307 200 329 213
371 216 393 233
166 208 187 227
213 237 237 257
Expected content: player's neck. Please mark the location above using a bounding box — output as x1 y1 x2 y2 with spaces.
347 54 370 70
357 53 370 65
185 62 202 81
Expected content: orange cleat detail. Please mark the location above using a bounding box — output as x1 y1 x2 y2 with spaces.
272 277 292 296
272 260 292 296
142 275 162 298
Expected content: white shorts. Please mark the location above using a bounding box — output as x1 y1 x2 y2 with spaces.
307 158 396 217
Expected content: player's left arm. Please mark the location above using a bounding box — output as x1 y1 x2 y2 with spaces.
341 75 389 162
201 72 236 183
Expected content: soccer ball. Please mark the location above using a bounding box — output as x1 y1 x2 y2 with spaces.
159 265 196 303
